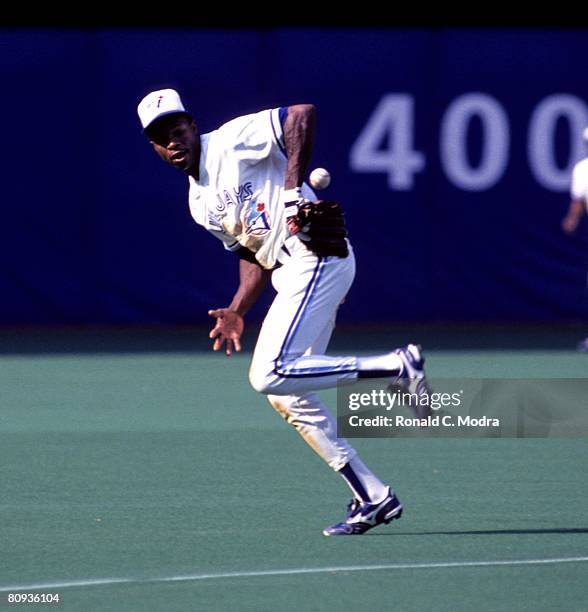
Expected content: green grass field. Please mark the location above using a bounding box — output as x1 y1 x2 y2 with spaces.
1 327 587 611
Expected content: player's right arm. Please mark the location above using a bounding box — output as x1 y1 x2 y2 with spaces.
207 252 272 356
561 198 585 234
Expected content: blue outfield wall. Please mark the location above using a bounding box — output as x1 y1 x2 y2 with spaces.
1 28 587 325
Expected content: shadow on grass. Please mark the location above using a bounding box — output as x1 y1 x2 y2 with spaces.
369 527 588 536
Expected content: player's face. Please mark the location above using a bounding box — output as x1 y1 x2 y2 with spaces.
148 114 200 178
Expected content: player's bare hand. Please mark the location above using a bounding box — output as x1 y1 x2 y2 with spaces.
208 308 244 356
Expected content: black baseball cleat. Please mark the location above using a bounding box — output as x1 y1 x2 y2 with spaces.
322 487 403 536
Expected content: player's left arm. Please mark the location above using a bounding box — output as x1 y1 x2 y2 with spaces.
282 104 316 189
208 251 272 356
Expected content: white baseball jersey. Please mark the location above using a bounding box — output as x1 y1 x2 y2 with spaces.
571 157 588 209
188 108 316 269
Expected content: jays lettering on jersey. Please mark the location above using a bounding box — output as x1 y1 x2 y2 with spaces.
188 108 316 270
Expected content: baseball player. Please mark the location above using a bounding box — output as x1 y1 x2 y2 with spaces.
561 126 588 351
137 89 431 535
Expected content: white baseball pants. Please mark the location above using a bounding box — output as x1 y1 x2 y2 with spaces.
249 243 359 470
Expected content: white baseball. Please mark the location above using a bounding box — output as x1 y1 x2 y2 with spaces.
309 167 331 190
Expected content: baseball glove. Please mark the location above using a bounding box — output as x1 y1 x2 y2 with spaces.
289 200 349 258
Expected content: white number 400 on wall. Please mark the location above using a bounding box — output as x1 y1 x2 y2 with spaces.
349 93 588 192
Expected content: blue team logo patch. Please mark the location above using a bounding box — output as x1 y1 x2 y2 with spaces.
245 201 271 235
